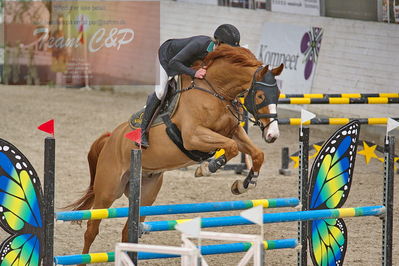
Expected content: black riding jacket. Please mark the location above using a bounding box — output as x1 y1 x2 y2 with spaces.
158 35 212 77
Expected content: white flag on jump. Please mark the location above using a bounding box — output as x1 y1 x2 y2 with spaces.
387 118 399 133
301 109 316 124
175 217 201 237
240 205 263 226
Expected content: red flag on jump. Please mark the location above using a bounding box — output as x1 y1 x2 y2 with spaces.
125 129 142 145
38 119 54 136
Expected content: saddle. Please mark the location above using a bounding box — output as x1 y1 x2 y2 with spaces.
129 78 215 162
129 79 181 130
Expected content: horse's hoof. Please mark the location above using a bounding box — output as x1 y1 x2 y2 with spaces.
194 162 210 177
195 166 203 177
231 180 240 195
247 182 257 190
231 180 247 195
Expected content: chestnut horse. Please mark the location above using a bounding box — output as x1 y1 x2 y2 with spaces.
69 44 283 260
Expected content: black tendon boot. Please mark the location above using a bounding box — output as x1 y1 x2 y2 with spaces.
140 93 161 148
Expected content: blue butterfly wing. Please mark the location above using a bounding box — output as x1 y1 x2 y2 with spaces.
0 234 41 266
310 219 347 266
307 121 360 266
0 139 44 266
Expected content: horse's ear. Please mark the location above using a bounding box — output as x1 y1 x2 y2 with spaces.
271 64 284 76
260 65 269 77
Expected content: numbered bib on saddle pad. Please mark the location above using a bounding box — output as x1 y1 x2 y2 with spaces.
129 78 181 129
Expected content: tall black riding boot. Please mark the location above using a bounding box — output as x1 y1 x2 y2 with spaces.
140 93 161 148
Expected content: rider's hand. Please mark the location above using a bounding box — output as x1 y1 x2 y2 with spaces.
194 68 207 79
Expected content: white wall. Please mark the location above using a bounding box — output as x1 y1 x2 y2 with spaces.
161 1 399 118
176 0 218 6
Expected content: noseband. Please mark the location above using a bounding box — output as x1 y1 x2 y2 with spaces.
242 66 280 131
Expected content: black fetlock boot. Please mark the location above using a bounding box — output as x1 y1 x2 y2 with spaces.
140 93 161 148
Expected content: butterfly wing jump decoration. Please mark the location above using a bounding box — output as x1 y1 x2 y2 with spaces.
308 121 361 266
0 139 44 266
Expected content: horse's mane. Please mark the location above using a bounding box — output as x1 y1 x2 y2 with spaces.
201 44 262 68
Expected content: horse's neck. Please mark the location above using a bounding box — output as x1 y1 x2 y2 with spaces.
180 62 252 99
208 78 245 101
182 77 243 101
208 63 253 99
215 82 243 100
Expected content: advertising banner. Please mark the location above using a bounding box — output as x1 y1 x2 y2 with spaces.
257 22 323 94
271 0 320 16
3 1 160 86
324 0 377 21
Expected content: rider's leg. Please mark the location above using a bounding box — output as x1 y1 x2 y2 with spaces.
141 66 168 148
155 65 169 99
140 93 161 148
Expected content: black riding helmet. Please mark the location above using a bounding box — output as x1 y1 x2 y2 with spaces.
214 24 240 47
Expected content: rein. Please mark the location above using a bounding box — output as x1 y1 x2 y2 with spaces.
174 78 245 122
175 79 228 102
175 65 280 131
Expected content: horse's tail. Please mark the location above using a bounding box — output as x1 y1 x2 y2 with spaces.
65 132 111 211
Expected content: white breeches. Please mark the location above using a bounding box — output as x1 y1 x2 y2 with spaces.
155 65 169 100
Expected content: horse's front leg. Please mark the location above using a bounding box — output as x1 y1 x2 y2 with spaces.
230 126 265 195
195 152 228 177
182 126 239 177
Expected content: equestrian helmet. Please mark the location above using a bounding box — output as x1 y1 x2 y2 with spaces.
214 24 240 47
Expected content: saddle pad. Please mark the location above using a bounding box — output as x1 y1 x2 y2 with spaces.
129 79 181 129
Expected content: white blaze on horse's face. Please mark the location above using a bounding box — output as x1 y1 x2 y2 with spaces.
263 104 279 143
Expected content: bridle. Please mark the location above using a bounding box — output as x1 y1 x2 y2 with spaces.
176 65 280 131
240 66 280 131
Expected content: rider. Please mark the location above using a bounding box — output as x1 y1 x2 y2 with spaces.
140 24 241 148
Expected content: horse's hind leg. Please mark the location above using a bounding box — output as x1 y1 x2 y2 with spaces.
80 162 127 263
121 172 164 242
81 196 115 256
78 196 115 266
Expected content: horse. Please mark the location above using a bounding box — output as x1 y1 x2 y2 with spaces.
68 44 283 262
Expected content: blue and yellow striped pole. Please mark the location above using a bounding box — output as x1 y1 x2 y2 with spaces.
55 198 299 221
53 238 298 265
54 252 115 265
143 206 385 232
278 97 399 104
278 118 399 125
279 93 399 98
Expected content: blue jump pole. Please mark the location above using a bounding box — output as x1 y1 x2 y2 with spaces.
53 238 298 265
143 206 386 232
55 198 299 221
